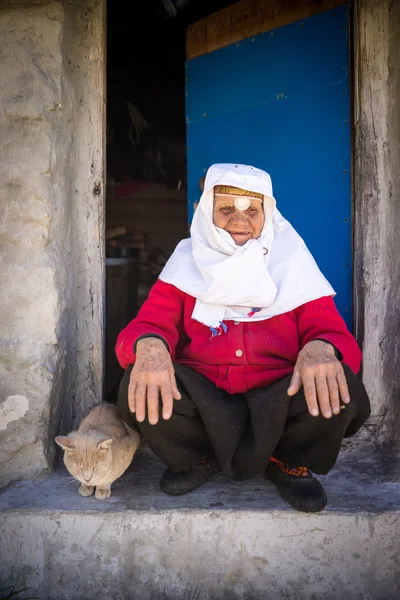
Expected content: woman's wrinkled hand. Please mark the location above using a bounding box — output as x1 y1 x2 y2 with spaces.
128 337 181 425
287 340 350 419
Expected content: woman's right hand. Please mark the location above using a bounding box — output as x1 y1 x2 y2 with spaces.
128 337 181 425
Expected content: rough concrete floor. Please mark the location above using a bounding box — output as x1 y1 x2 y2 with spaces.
1 447 400 600
1 446 400 513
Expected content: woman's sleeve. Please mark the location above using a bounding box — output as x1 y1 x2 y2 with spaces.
115 280 186 369
295 296 362 374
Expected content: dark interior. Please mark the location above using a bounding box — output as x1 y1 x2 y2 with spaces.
105 0 236 400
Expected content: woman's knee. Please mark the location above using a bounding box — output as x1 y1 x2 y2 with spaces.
117 365 134 421
342 364 370 409
341 364 371 435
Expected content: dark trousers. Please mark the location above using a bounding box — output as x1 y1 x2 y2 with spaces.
117 362 371 480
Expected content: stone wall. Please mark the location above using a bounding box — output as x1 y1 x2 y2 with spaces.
354 0 400 445
0 0 105 486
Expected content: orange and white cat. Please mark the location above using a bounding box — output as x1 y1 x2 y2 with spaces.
56 403 140 500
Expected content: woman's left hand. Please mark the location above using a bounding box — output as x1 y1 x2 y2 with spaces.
287 340 350 419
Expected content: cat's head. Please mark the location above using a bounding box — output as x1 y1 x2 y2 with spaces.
55 433 113 485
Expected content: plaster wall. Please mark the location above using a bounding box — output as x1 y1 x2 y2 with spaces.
0 0 105 486
354 0 400 443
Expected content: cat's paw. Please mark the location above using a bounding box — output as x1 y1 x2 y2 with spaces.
95 487 111 500
79 484 95 497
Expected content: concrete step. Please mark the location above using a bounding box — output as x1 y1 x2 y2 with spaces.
1 448 400 600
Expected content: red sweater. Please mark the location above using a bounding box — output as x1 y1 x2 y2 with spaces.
116 280 361 394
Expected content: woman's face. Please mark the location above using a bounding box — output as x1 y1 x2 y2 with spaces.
213 194 265 246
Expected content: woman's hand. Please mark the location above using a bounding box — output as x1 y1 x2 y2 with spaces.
128 337 181 425
287 340 350 419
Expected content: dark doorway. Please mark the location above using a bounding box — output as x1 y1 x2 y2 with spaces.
105 0 237 400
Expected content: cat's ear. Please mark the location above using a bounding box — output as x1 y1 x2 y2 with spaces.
55 436 75 452
97 438 113 451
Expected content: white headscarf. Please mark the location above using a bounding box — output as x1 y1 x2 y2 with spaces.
159 163 335 328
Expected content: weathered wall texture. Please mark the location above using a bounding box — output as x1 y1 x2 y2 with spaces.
354 0 400 444
0 0 105 486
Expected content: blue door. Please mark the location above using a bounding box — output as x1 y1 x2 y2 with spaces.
185 5 352 327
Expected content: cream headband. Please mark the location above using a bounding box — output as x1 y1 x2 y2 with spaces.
214 185 263 211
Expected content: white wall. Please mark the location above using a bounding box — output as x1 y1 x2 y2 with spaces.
0 0 105 485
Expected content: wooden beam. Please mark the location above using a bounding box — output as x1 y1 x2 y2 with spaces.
240 0 259 39
186 0 353 60
256 0 280 34
207 6 236 54
185 17 208 60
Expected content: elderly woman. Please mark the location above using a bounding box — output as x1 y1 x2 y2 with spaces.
116 164 370 512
